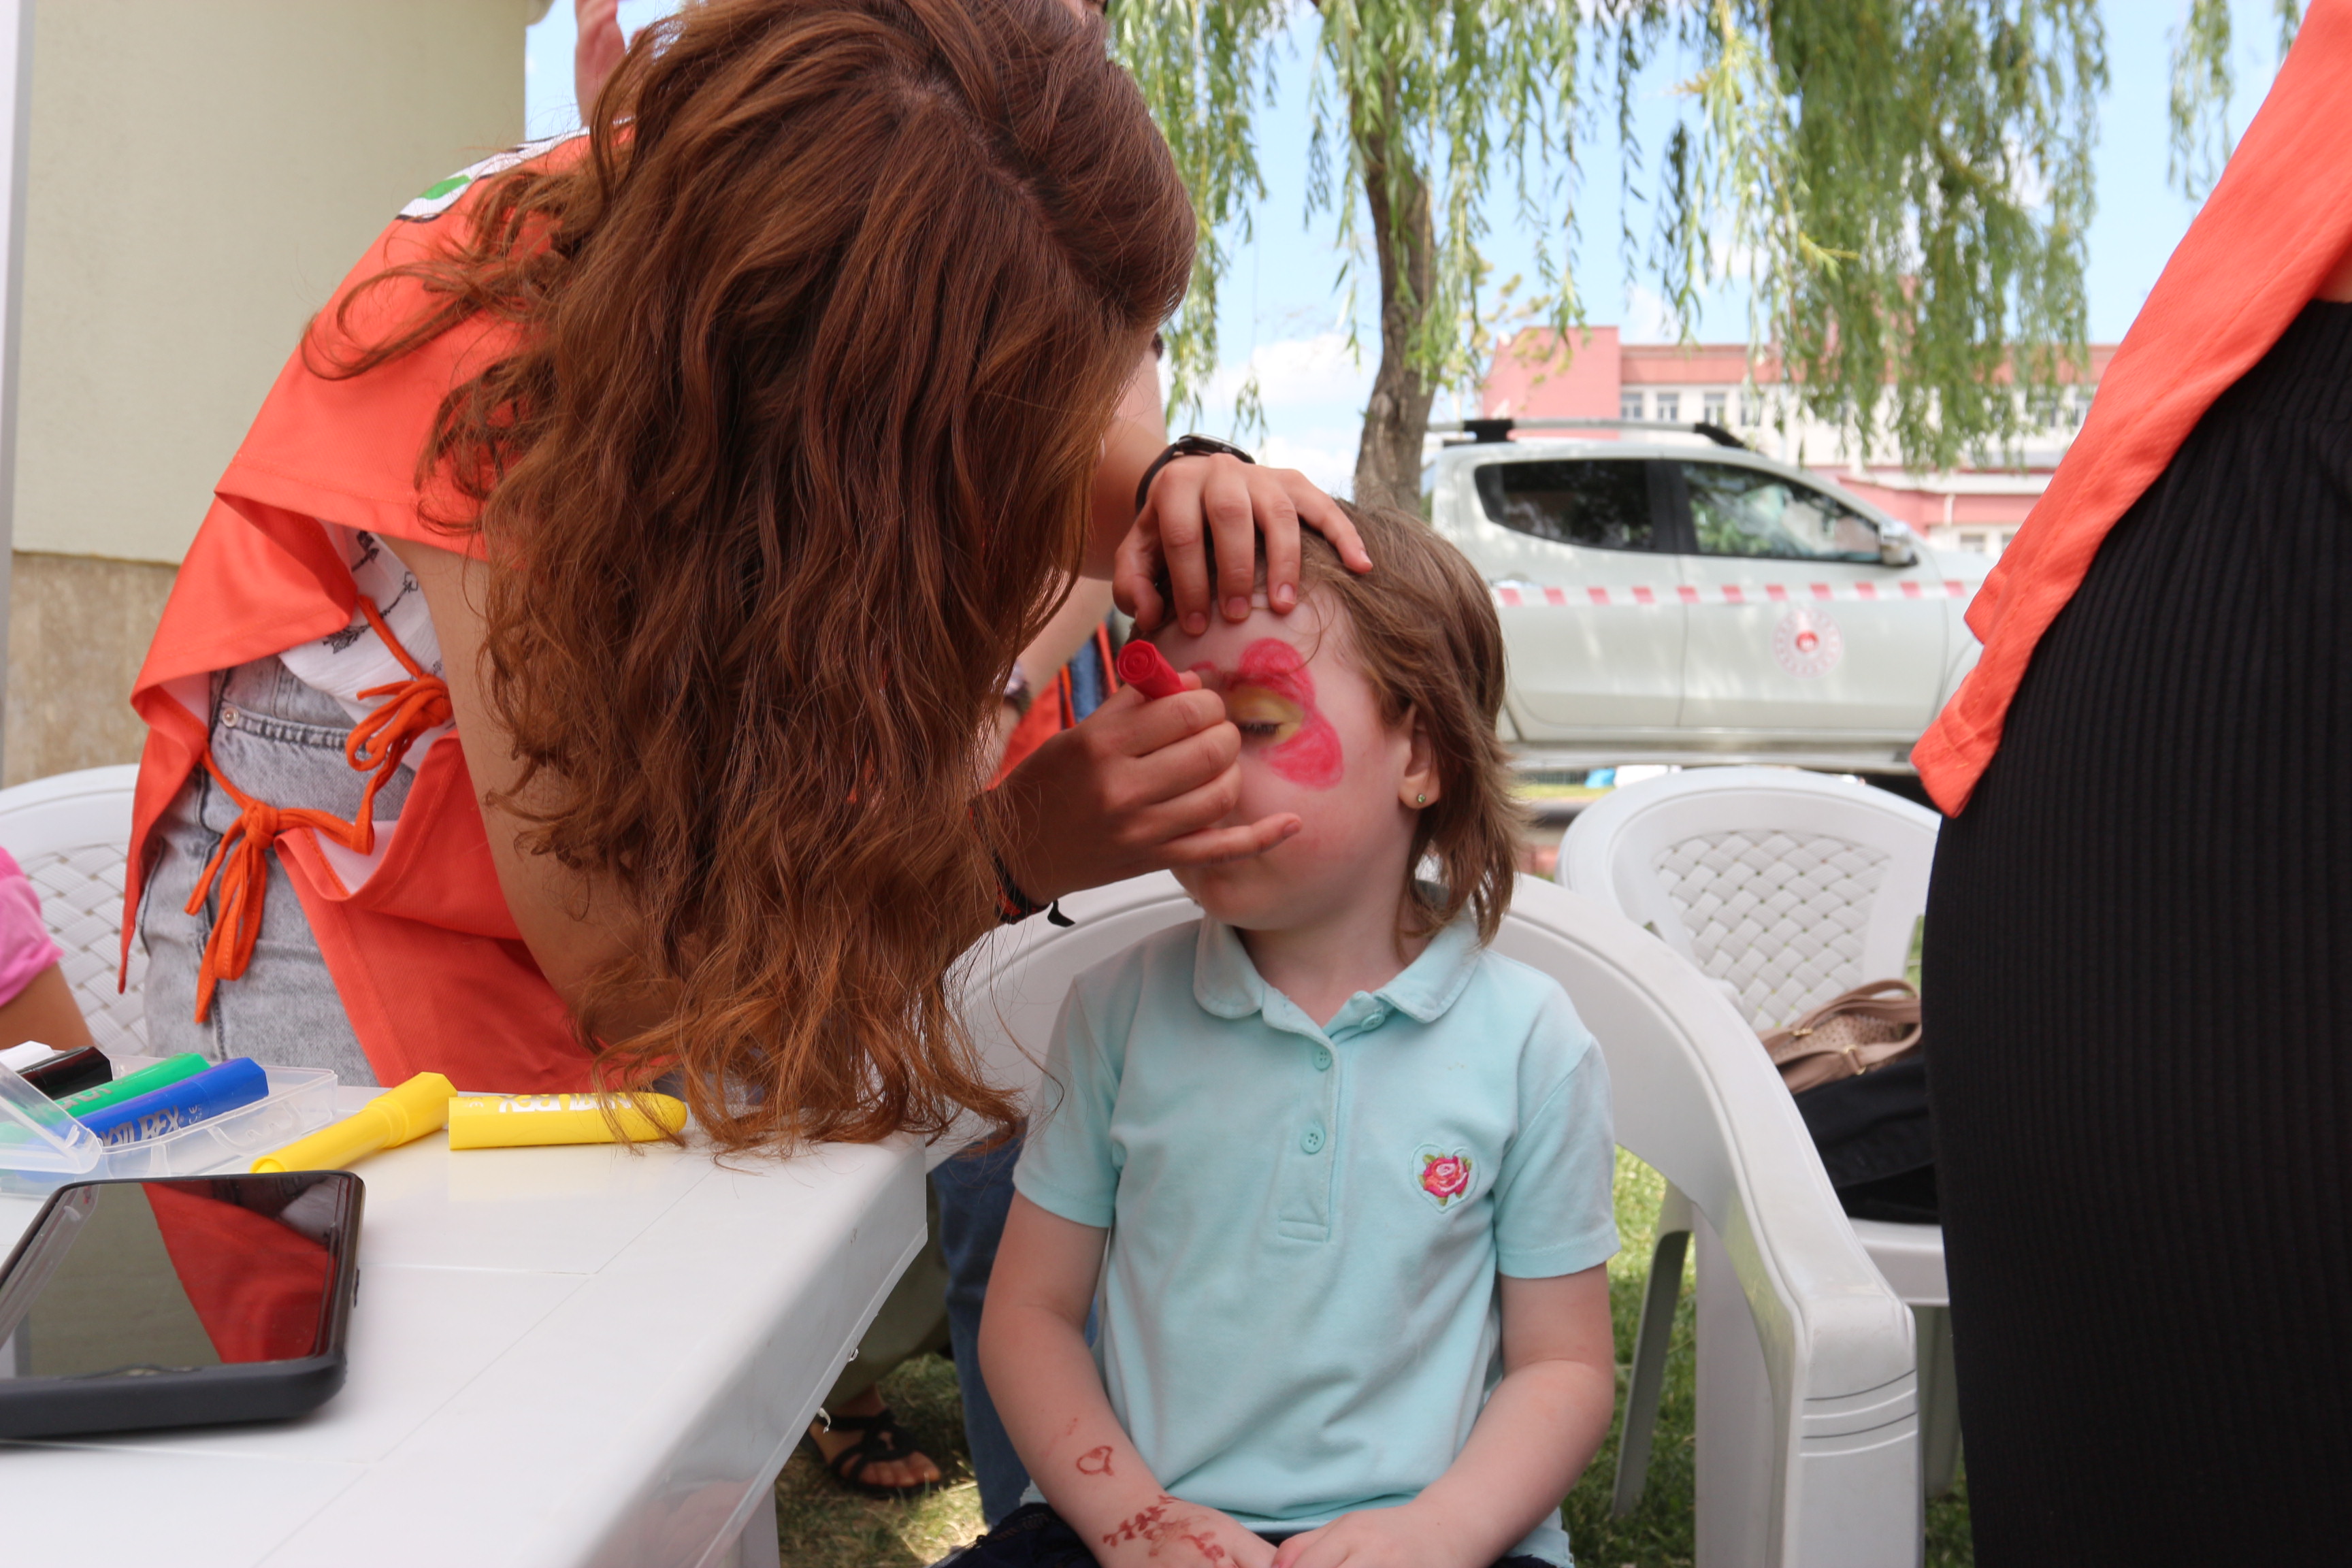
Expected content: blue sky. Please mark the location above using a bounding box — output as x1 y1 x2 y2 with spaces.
525 1 2294 493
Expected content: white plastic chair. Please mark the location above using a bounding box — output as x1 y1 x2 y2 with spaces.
1557 765 1959 1507
0 764 147 1054
956 871 1921 1567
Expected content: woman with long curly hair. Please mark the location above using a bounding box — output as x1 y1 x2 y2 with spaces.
126 0 1353 1167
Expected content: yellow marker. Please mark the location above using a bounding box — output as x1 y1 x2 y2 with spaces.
250 1071 455 1173
446 1091 688 1149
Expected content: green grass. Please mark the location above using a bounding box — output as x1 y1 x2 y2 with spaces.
775 1352 987 1566
1561 1152 1971 1567
1558 1149 1699 1565
1515 783 1611 802
771 1154 1972 1566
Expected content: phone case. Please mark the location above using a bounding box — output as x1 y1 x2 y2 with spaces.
0 1171 363 1438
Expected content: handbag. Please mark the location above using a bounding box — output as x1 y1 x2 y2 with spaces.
1759 978 1921 1092
1761 979 1939 1224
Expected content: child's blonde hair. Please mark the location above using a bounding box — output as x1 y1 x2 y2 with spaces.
1167 501 1524 943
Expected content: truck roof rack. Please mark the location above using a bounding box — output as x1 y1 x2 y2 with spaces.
1430 415 1748 451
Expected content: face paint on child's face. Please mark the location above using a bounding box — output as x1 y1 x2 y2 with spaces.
1152 601 1425 939
1192 638 1344 790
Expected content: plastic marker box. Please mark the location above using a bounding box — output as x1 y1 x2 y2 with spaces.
95 1066 338 1181
0 1058 102 1181
78 1058 270 1147
58 1052 210 1117
447 1092 688 1149
0 1058 338 1192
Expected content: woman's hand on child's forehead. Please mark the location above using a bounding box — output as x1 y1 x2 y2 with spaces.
1115 459 1371 636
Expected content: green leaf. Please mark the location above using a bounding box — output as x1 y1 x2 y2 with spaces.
1116 0 2107 487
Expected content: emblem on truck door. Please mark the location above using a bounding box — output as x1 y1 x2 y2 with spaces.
1772 606 1844 677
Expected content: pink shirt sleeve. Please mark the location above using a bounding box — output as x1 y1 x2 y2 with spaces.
0 847 63 1008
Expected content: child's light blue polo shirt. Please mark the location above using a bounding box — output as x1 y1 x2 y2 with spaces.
1015 913 1617 1567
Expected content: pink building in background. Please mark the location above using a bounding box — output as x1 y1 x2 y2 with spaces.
1479 327 2118 560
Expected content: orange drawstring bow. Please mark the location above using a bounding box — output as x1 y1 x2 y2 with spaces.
185 598 453 1022
344 597 454 818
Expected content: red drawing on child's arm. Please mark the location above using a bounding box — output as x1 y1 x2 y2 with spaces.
1200 639 1343 790
1075 1445 1115 1475
1173 1529 1229 1562
1101 1497 1175 1546
1099 1496 1236 1563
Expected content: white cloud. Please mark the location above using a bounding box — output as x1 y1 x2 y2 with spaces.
1167 332 1377 499
1257 429 1360 499
1203 331 1372 414
1620 284 1680 344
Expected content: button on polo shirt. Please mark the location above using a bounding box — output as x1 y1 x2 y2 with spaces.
1015 914 1618 1567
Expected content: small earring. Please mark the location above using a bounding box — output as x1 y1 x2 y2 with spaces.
1415 793 1427 805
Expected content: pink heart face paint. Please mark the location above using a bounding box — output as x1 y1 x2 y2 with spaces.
1195 638 1344 790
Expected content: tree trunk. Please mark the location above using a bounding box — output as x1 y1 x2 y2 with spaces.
1352 91 1439 511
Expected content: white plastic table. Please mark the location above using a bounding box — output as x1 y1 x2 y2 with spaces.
0 1088 928 1567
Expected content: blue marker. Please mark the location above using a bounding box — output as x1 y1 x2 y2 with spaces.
75 1057 269 1147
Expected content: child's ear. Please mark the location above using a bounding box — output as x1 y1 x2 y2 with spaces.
1398 708 1441 811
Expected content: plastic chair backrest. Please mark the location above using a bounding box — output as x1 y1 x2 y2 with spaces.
0 765 146 1054
1558 767 1939 1030
954 871 1918 1565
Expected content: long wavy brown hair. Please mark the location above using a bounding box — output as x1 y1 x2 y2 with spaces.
312 0 1192 1149
1303 505 1522 945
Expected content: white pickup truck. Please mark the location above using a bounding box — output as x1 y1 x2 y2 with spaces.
1424 420 1991 787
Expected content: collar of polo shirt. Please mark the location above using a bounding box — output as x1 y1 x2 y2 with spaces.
1190 909 1484 1034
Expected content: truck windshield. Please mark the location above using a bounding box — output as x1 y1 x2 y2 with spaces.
1681 463 1882 563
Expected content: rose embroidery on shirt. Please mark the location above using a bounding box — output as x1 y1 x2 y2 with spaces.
1416 1146 1473 1211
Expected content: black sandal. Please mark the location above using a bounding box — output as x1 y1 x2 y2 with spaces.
802 1407 947 1501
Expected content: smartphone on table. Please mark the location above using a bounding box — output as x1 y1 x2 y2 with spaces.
0 1171 362 1438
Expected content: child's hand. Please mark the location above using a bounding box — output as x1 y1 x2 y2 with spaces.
1267 1503 1480 1568
1093 1494 1277 1568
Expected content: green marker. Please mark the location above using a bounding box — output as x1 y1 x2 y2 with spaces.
59 1052 210 1118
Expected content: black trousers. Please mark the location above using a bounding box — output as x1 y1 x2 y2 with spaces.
1925 304 2352 1564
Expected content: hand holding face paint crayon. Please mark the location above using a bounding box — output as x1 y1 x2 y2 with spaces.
991 649 1303 903
1114 640 1189 700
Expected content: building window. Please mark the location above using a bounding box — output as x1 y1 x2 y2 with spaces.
1619 391 1644 421
1739 391 1761 426
1702 391 1727 426
1654 391 1681 423
1959 532 1988 554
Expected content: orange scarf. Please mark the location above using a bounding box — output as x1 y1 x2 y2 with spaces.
1916 0 2352 814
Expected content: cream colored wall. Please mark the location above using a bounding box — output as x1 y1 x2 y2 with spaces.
14 0 536 564
5 552 173 785
3 1 538 783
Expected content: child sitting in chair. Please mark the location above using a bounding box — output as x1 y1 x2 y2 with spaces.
970 504 1619 1568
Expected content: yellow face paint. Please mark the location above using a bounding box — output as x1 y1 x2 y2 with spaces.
1224 685 1305 746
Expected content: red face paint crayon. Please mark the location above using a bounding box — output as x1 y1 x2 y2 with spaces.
1115 640 1188 700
